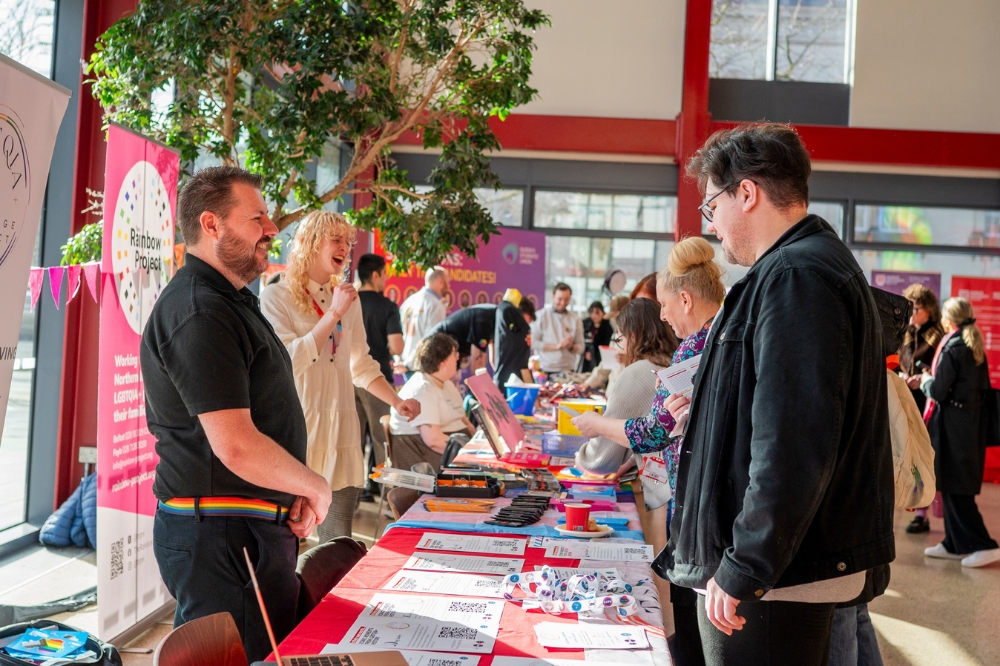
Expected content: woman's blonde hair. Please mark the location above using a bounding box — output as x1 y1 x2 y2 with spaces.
285 210 357 314
657 237 726 304
941 297 986 365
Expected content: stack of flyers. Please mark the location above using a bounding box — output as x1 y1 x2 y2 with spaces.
2 629 95 665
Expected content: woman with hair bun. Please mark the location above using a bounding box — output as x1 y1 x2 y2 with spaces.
261 211 420 542
573 237 724 663
920 297 1000 568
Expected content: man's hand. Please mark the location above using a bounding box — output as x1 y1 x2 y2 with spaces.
572 410 603 438
560 335 574 350
905 374 922 390
288 497 319 538
705 577 746 635
395 398 421 420
663 393 691 420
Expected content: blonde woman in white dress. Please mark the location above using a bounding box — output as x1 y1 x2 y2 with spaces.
261 211 420 541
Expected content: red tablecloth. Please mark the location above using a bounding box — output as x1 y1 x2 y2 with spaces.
276 527 667 664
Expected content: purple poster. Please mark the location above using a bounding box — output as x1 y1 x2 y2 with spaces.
379 226 547 312
871 270 941 299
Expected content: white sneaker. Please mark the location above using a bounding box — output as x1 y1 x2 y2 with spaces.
961 548 1000 568
924 543 966 560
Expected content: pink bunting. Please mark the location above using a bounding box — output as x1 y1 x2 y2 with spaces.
29 268 45 312
83 262 100 302
66 264 83 302
48 266 65 309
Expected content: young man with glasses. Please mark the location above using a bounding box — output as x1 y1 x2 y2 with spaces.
663 124 894 665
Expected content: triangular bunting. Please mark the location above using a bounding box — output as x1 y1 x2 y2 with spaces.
66 264 83 303
48 266 65 309
29 268 45 312
84 262 100 302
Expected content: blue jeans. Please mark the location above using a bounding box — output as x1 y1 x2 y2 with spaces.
828 603 883 666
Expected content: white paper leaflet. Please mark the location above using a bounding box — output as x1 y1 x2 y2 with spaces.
491 659 666 666
654 354 701 397
320 645 481 666
416 533 526 555
533 623 649 649
341 594 503 654
542 540 654 562
403 553 524 575
384 571 506 598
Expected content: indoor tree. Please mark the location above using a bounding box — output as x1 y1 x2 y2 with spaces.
86 0 548 268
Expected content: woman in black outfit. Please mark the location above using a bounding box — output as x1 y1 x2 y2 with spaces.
920 297 1000 568
899 284 945 533
579 301 613 373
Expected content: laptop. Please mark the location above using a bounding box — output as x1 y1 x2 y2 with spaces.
471 404 550 466
243 548 408 666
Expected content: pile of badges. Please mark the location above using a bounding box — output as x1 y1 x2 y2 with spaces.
502 566 643 617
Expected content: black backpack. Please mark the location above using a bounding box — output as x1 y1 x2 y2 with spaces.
0 620 122 666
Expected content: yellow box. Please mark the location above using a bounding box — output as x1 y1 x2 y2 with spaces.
555 400 605 436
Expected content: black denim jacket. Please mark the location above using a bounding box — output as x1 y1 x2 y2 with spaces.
661 215 895 601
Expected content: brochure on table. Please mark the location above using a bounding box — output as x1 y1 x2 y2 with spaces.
403 553 525 576
416 533 526 555
384 570 506 598
533 623 649 650
341 594 503 654
542 539 654 562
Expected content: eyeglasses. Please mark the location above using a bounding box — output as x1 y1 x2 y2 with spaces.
698 188 729 223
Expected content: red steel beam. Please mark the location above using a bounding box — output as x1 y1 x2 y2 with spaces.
54 0 138 507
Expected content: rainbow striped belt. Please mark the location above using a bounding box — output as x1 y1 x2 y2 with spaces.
159 497 289 523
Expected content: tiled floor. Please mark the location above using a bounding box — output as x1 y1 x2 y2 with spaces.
1 486 998 665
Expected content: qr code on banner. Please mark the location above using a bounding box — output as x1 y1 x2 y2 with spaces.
448 601 488 613
437 626 479 640
110 538 124 579
427 660 464 666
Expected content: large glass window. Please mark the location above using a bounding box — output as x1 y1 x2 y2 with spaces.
854 205 1000 249
534 191 676 234
711 0 853 83
1 0 56 531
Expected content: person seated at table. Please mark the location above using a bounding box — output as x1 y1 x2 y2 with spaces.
573 237 724 666
389 333 476 471
575 298 675 511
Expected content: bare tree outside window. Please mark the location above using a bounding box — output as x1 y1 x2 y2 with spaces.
710 0 852 83
0 0 55 77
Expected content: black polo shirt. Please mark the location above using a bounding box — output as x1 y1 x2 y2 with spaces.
429 304 497 358
358 290 403 383
141 253 307 506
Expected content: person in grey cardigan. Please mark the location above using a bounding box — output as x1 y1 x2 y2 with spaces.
575 298 675 510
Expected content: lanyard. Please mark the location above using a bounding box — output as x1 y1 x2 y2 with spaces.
309 294 341 356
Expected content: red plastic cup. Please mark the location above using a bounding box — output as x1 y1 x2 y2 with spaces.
564 503 591 532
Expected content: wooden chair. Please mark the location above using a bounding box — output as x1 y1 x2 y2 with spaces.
386 486 420 520
153 612 247 666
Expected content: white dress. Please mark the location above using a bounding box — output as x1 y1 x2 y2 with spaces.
260 278 384 491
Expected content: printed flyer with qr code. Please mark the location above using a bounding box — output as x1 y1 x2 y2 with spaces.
341 594 503 653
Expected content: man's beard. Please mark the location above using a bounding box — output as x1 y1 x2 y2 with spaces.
217 228 271 285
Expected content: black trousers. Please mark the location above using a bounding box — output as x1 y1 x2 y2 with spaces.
697 595 835 666
153 509 300 663
942 492 999 554
671 583 706 666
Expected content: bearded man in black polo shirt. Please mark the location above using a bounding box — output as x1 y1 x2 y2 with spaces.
142 166 331 661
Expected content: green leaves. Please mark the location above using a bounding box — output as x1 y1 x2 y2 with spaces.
61 222 104 266
87 0 549 267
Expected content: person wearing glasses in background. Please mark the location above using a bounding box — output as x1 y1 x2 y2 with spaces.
898 283 944 534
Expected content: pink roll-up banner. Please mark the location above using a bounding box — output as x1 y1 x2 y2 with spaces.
83 261 100 301
95 124 179 639
66 263 83 301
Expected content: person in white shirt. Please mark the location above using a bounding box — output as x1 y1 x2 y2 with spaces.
531 282 585 374
260 211 420 542
399 267 450 375
389 333 476 472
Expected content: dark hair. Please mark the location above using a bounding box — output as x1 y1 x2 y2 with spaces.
588 301 605 314
357 253 387 285
552 282 571 294
177 166 264 244
415 333 459 374
686 123 811 210
617 299 677 368
902 283 941 326
629 273 658 301
519 297 536 321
